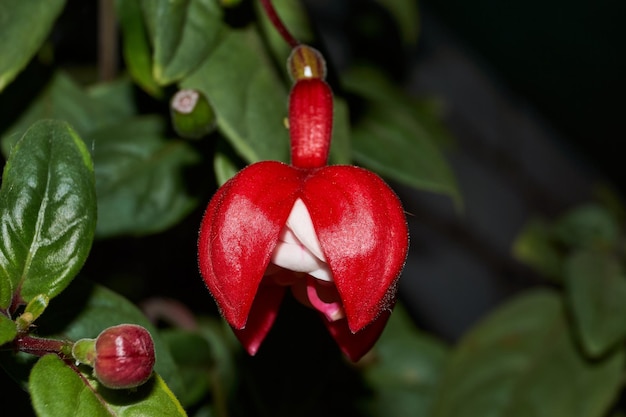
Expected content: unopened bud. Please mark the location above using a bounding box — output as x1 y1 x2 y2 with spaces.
93 324 156 389
287 45 327 82
170 89 216 139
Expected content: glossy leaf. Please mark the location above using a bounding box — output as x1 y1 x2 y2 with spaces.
0 0 66 91
565 250 626 357
144 0 224 85
115 0 162 97
0 120 96 308
30 354 187 417
86 116 199 237
431 290 624 417
182 28 290 163
0 313 17 346
362 304 448 417
37 279 184 398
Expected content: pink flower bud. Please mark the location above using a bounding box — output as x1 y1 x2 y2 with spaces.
93 324 156 389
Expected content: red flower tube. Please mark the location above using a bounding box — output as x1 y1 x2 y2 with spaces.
198 45 408 361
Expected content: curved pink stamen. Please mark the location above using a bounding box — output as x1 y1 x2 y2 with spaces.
305 276 345 322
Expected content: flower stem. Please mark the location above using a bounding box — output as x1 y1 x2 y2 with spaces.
258 0 300 48
14 335 73 359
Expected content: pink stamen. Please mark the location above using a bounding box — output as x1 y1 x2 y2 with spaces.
305 276 345 322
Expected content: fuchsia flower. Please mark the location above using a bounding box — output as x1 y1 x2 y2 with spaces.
198 45 409 361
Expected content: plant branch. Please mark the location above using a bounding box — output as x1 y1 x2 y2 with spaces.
258 0 300 48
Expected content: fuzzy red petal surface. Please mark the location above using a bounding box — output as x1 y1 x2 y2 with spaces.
232 283 286 355
301 166 409 333
322 309 392 362
198 161 301 329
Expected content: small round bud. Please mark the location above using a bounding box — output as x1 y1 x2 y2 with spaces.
287 45 327 82
170 89 216 139
93 324 156 389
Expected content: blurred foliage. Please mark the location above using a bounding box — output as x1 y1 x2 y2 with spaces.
1 0 625 416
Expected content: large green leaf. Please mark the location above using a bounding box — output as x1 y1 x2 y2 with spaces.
0 74 200 238
431 290 624 417
362 304 448 417
343 68 460 206
160 329 213 407
352 104 460 206
114 0 162 97
1 72 131 157
37 279 184 398
0 0 66 91
86 116 199 237
142 0 224 85
0 120 96 309
565 250 626 358
182 28 290 163
30 354 187 417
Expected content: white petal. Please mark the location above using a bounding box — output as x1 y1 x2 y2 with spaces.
285 199 326 262
269 199 333 282
271 240 324 273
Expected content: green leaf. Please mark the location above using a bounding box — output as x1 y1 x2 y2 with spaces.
512 218 564 282
343 67 460 206
553 203 619 250
343 67 456 148
182 28 290 163
565 250 626 358
329 97 352 165
352 104 460 206
144 0 225 85
1 72 132 157
115 0 163 97
86 116 200 237
161 329 213 407
0 120 97 309
362 304 448 417
214 141 242 186
87 76 139 121
431 290 624 417
30 354 187 417
0 313 17 346
37 279 184 399
0 0 66 91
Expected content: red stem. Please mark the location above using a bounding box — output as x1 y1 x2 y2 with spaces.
14 335 72 358
259 0 300 48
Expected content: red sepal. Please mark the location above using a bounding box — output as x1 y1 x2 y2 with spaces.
198 161 300 329
323 309 392 362
301 165 408 333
